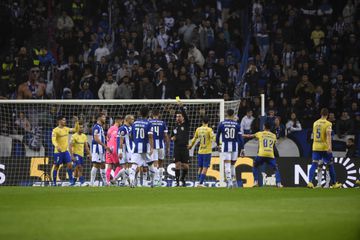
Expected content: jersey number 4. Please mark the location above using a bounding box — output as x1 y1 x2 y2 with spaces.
153 126 160 136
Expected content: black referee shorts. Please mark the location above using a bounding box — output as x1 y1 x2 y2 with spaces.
174 147 190 164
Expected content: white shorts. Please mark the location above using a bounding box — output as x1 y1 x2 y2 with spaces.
119 151 132 165
92 152 105 163
131 153 151 165
220 152 238 161
151 149 165 161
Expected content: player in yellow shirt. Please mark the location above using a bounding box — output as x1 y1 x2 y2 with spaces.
69 122 91 185
188 116 215 187
308 108 341 189
243 122 282 187
51 115 79 186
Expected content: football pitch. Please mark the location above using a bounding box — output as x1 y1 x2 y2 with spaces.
0 187 359 240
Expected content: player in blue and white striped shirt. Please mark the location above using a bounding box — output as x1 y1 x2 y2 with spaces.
216 109 245 188
90 112 111 186
129 107 154 187
113 115 134 185
150 109 170 186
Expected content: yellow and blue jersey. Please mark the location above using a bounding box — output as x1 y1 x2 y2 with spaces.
190 125 215 154
52 127 70 153
312 119 332 151
255 131 277 158
71 133 88 157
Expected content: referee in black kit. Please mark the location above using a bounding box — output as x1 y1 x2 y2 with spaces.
171 98 190 187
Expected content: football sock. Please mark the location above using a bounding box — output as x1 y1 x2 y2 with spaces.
90 167 97 186
175 169 180 184
114 168 125 180
275 169 281 184
230 164 236 180
67 168 74 184
106 168 112 183
114 166 122 179
308 162 318 183
328 164 336 185
159 168 164 181
100 169 106 185
129 165 137 185
181 168 188 181
317 166 323 187
199 173 206 184
79 176 85 184
149 165 156 182
52 169 57 185
225 162 232 183
252 166 259 183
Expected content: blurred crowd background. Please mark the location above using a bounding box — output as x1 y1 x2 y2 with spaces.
0 0 359 156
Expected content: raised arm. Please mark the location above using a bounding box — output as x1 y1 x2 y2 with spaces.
69 116 79 133
178 101 189 125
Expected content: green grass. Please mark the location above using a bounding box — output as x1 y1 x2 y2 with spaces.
0 187 359 240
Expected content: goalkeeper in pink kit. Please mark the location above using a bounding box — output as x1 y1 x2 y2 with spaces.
105 116 124 185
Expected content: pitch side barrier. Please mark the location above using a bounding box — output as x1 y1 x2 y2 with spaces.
1 157 358 187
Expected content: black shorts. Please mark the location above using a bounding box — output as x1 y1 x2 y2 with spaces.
174 148 189 163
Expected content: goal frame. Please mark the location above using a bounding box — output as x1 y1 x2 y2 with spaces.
0 99 226 185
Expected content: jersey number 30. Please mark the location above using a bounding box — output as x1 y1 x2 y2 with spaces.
224 128 235 138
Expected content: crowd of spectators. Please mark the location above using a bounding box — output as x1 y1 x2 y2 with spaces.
0 0 359 144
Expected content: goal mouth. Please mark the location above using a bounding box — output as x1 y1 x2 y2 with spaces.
0 99 247 187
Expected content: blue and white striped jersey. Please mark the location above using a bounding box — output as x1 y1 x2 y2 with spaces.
132 119 153 153
149 119 168 149
117 124 133 153
216 119 244 152
92 123 106 154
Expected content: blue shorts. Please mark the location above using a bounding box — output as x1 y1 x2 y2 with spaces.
312 151 332 164
254 156 277 169
72 154 84 167
198 154 211 168
54 151 71 165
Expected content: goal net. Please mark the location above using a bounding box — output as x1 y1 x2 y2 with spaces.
0 99 246 187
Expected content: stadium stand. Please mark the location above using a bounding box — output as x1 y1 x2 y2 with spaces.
0 0 359 153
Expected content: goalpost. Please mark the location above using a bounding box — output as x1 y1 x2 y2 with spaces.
0 99 247 187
